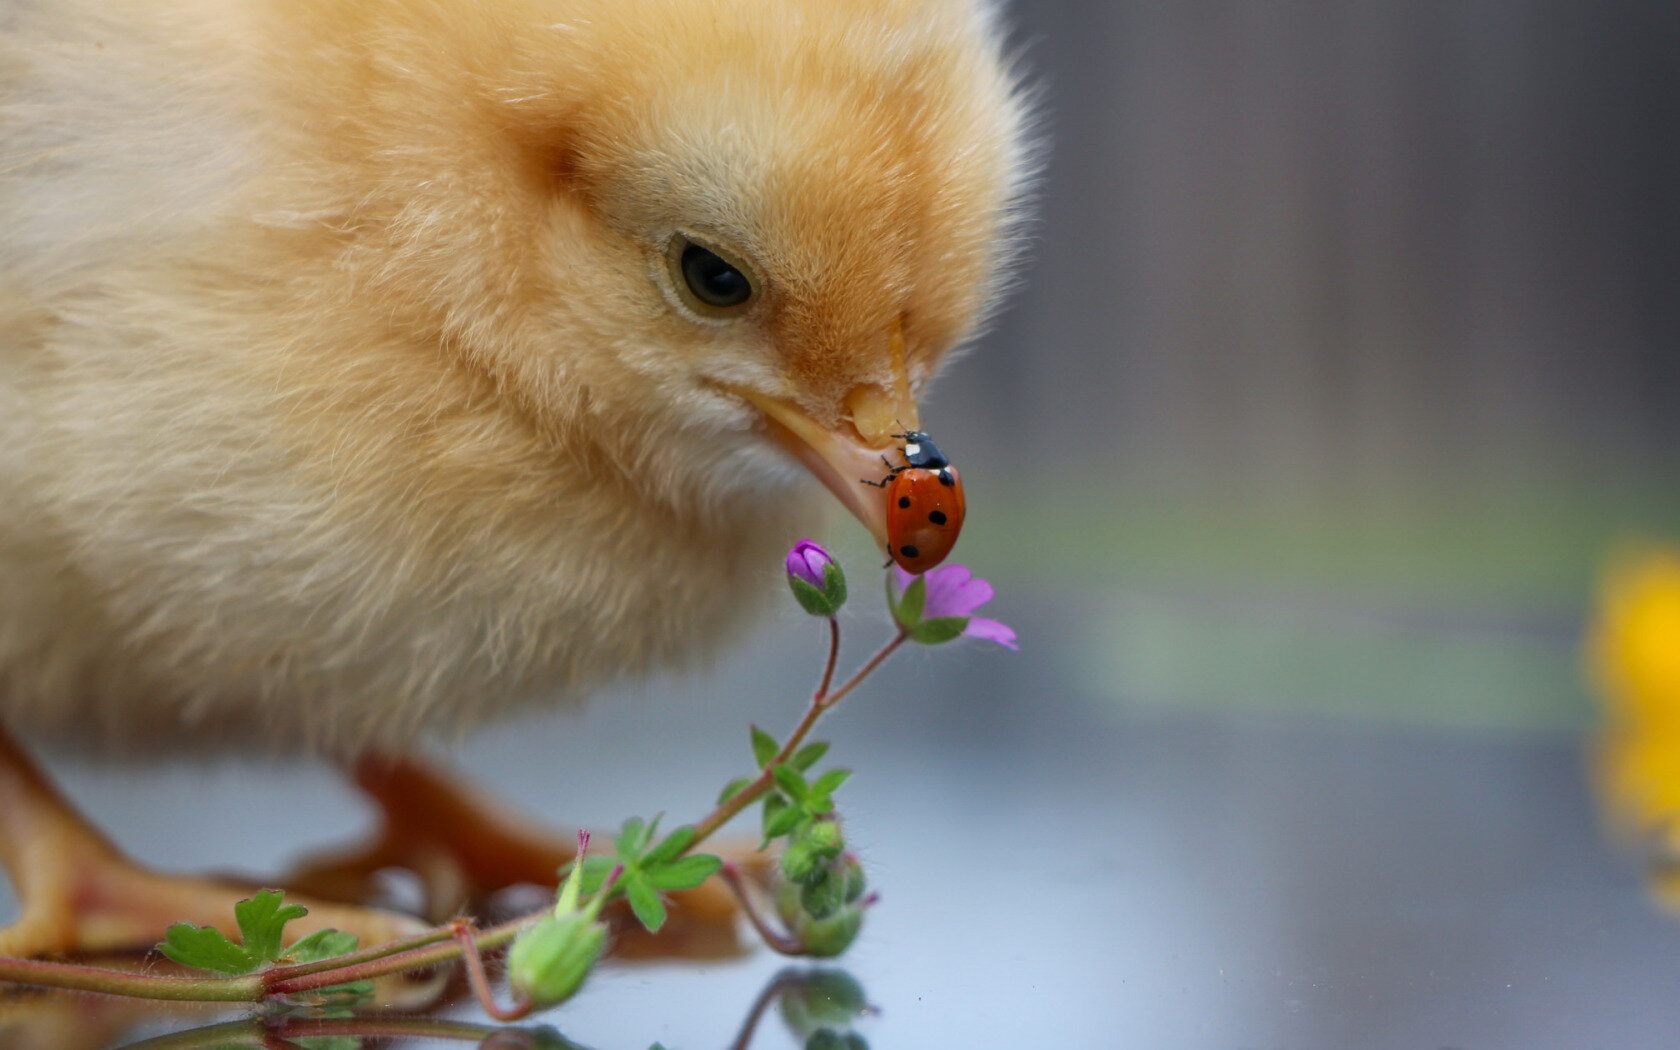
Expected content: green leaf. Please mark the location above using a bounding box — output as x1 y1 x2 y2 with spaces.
790 741 830 772
624 876 667 933
645 853 723 892
811 768 852 798
283 928 359 964
717 777 754 805
893 574 928 626
763 802 806 841
910 615 968 645
643 825 696 866
617 816 650 860
788 574 840 617
158 922 257 975
575 855 620 896
234 890 308 965
750 725 780 768
771 763 809 801
761 793 788 845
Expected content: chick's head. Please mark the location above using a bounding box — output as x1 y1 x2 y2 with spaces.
289 0 1035 540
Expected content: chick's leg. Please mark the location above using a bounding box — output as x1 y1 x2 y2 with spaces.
289 754 764 959
0 726 428 961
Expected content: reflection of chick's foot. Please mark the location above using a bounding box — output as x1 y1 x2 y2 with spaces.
0 728 433 1006
289 754 770 960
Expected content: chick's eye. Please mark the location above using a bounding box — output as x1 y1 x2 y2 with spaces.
682 244 750 307
666 235 757 316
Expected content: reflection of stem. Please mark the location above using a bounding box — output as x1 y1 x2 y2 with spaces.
113 1015 547 1050
718 863 803 956
689 629 908 849
726 968 805 1050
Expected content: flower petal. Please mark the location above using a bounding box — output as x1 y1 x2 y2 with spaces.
921 564 993 619
963 616 1017 650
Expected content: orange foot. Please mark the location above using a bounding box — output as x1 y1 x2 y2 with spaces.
0 728 438 1007
288 754 768 960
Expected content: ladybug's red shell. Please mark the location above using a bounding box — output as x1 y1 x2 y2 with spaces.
885 466 965 574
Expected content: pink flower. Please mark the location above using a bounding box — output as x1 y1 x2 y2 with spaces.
785 539 847 616
887 564 1017 649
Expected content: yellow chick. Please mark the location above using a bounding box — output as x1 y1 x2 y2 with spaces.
0 0 1032 957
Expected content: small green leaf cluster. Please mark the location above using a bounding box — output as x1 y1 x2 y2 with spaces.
738 727 869 957
738 727 850 849
574 817 722 934
157 890 367 995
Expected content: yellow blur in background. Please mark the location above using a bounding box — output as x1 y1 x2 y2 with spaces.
1594 546 1680 910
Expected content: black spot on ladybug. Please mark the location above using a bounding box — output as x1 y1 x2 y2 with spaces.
899 544 919 558
898 496 911 508
928 510 948 525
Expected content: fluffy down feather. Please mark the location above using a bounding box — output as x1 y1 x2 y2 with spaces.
0 0 1033 754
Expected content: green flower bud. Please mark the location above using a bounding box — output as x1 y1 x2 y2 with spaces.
506 911 607 1008
801 817 844 859
776 877 865 958
838 853 866 904
791 905 865 958
782 819 844 884
781 839 823 884
800 869 847 920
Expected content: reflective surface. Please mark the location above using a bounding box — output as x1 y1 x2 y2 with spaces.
4 590 1680 1049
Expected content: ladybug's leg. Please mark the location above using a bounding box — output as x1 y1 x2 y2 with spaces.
860 459 903 487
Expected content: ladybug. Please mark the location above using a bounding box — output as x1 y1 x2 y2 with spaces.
862 429 966 574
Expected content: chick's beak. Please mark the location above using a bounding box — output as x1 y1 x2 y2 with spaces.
735 319 924 552
739 384 915 552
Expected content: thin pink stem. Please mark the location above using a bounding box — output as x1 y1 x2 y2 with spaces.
0 954 263 1001
687 629 906 849
450 919 535 1022
718 863 804 956
814 617 841 700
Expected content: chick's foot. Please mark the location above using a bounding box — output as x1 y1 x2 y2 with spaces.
0 728 429 979
289 754 769 960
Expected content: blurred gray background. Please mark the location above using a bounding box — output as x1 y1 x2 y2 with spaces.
933 0 1680 731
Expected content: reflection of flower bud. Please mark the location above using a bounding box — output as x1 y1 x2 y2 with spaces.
805 1030 869 1050
778 968 869 1038
786 540 848 616
506 911 607 1008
